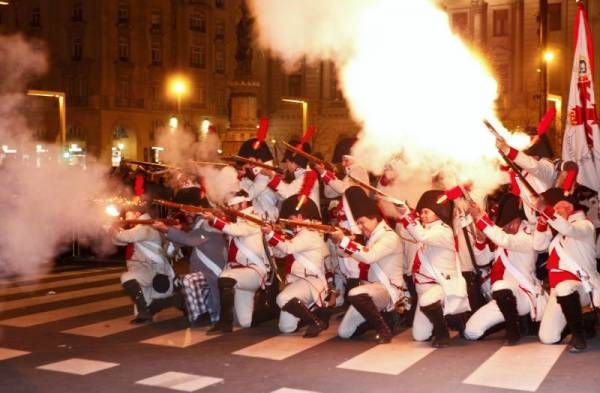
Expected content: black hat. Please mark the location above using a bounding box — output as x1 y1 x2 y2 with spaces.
344 186 381 220
280 195 321 221
152 274 171 293
416 189 454 226
283 139 311 168
495 193 525 227
332 137 357 164
541 187 585 211
525 133 553 158
238 138 273 162
173 187 206 207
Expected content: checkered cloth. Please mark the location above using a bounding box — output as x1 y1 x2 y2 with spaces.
179 272 218 323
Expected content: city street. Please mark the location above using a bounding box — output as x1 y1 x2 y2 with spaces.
0 265 599 393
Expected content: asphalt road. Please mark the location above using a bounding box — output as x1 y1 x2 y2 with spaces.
1 266 599 393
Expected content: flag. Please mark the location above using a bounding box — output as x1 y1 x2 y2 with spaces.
562 2 600 192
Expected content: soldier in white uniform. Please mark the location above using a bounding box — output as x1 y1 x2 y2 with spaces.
397 190 469 348
331 187 404 344
265 140 320 210
237 137 280 222
203 192 270 333
464 194 545 345
533 187 600 353
112 207 175 324
314 139 370 304
262 195 329 337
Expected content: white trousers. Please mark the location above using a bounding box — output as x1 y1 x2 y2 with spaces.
338 283 391 339
221 267 262 328
276 279 318 333
412 283 445 341
463 280 531 340
539 280 590 344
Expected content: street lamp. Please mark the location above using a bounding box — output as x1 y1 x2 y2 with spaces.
167 75 189 114
542 49 554 116
27 90 67 150
281 97 308 135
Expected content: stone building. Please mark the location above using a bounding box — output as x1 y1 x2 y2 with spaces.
0 0 599 162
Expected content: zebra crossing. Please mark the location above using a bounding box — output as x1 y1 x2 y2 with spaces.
0 266 595 393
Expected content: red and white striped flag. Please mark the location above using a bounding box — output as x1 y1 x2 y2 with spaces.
562 2 600 192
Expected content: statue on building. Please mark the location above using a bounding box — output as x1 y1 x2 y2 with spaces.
235 1 254 79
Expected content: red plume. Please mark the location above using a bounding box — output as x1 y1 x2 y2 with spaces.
298 125 316 148
253 117 269 150
560 161 579 195
295 170 318 210
536 107 556 136
134 175 145 197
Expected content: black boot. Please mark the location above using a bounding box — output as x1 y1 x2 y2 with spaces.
148 296 175 315
420 301 450 348
348 294 392 344
492 289 521 345
122 279 152 324
282 298 327 338
463 271 485 312
208 277 236 334
404 274 417 328
351 321 371 338
557 292 587 353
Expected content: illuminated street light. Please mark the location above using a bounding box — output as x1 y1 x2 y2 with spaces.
169 116 178 129
543 50 555 63
201 119 211 135
281 97 308 135
27 90 67 150
0 1 10 5
167 75 189 114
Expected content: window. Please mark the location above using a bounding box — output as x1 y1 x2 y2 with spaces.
150 10 162 32
215 49 225 73
72 0 82 22
117 79 130 102
190 45 206 68
151 41 162 65
190 13 206 32
215 0 224 9
548 3 561 32
492 9 509 37
117 2 129 24
118 36 129 61
215 20 225 39
31 7 41 27
288 74 302 97
452 12 468 36
71 38 82 61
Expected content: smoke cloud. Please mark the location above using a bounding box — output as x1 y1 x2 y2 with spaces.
249 0 516 200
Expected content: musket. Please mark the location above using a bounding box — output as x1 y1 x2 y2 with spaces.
117 218 180 226
190 160 230 168
124 159 180 170
348 174 407 207
278 218 352 235
218 205 269 226
221 155 285 174
278 141 336 172
483 120 540 198
153 199 220 216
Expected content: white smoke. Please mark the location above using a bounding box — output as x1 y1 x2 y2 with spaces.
0 35 119 277
249 0 514 200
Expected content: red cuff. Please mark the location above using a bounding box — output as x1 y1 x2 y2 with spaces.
543 206 556 220
400 213 417 228
267 176 281 191
339 238 360 256
210 217 228 231
536 220 548 232
475 215 494 231
358 262 369 281
507 147 519 161
321 170 337 185
268 231 284 247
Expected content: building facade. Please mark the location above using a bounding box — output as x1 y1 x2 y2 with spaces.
0 0 598 162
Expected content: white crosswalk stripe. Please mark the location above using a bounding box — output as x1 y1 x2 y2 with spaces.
0 283 123 312
135 372 223 392
462 338 567 392
336 330 436 375
141 326 241 348
0 271 123 297
0 347 31 361
0 296 131 327
64 307 182 337
271 389 321 393
37 358 119 375
233 320 340 361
